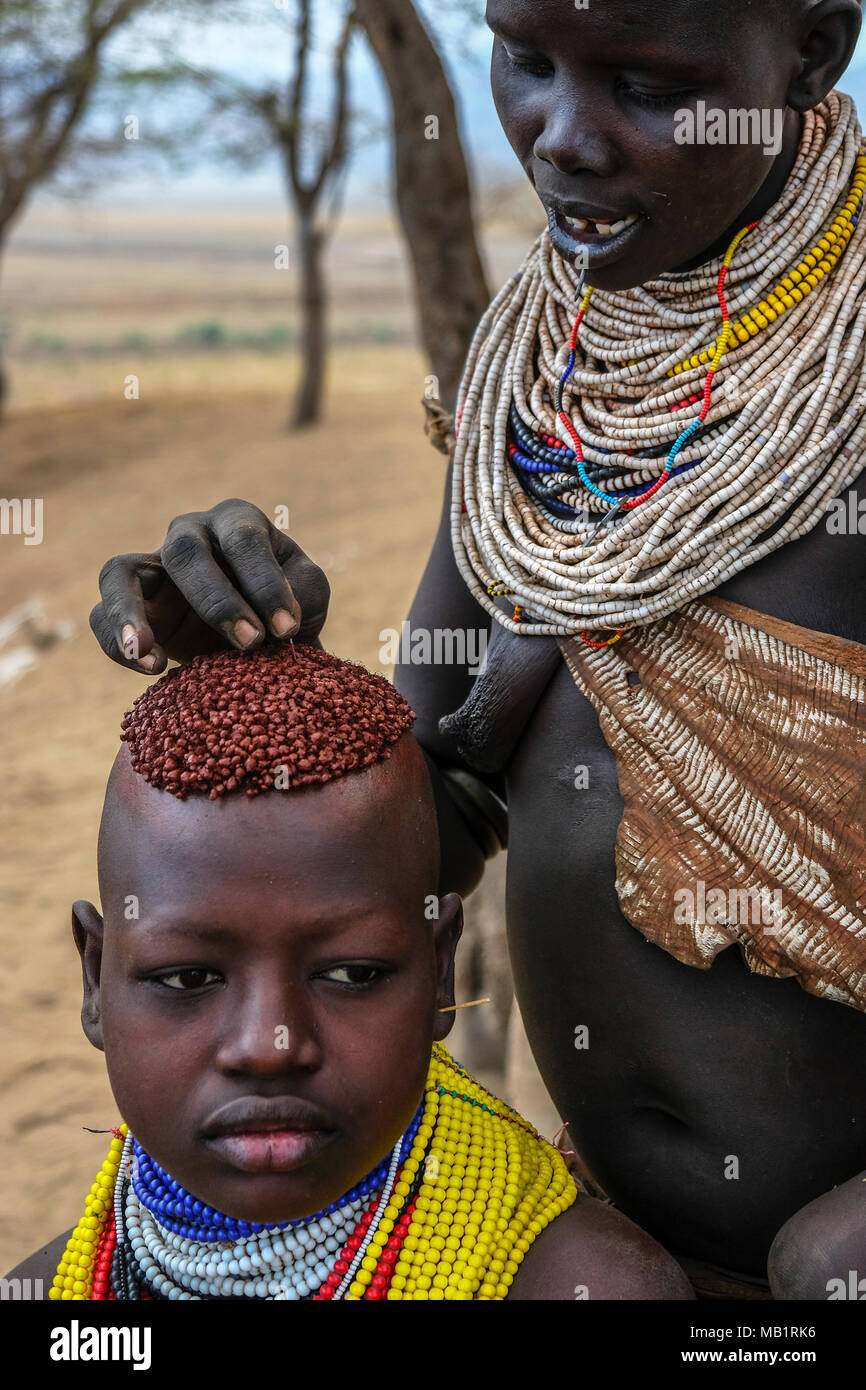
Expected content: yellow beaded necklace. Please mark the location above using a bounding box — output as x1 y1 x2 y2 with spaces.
361 1043 575 1301
669 152 866 376
51 1044 576 1303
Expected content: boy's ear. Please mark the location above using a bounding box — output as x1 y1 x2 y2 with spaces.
432 893 464 1043
71 900 105 1052
787 0 862 111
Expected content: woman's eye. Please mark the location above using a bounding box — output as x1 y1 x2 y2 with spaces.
618 78 691 109
502 44 553 78
320 964 384 988
155 968 221 991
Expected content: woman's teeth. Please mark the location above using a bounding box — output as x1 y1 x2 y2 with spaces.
562 212 639 237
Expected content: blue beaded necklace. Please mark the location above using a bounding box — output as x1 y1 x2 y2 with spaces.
130 1100 425 1243
506 401 713 523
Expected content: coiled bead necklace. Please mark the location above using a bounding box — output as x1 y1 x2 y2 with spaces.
453 94 866 640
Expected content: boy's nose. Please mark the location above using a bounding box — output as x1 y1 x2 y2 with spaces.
214 983 323 1076
533 103 617 180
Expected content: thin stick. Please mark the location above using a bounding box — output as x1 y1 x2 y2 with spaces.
438 996 491 1013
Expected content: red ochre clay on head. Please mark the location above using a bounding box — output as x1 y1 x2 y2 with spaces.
120 643 416 800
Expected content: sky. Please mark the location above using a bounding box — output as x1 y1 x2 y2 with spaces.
31 3 866 209
59 1 502 208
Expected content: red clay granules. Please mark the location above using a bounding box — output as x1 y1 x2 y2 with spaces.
120 643 416 800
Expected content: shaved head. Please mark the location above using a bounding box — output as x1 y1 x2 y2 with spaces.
100 638 441 929
77 646 460 1225
98 639 442 914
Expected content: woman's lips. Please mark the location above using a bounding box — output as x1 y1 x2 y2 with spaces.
205 1128 334 1173
547 205 645 268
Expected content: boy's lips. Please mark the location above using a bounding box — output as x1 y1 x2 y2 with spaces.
545 201 645 268
202 1095 337 1174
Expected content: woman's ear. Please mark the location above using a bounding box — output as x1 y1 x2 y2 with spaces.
432 893 464 1042
72 900 105 1051
787 0 862 111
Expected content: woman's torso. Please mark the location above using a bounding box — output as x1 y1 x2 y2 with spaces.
504 465 866 1276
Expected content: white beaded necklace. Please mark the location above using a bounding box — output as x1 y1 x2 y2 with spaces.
121 1133 404 1302
453 92 866 635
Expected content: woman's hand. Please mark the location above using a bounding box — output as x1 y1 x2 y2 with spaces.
89 499 330 675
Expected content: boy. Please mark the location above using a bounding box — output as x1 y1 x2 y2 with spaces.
6 643 690 1300
89 1 866 1296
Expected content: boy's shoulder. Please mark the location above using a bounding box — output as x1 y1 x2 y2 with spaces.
507 1195 695 1301
3 1230 72 1301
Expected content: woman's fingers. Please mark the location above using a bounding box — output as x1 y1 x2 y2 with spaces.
92 502 331 674
160 516 276 650
92 554 168 673
208 507 303 638
280 544 331 643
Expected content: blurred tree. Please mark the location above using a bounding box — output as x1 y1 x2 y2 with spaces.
0 0 491 423
354 0 491 414
164 0 357 429
0 0 204 416
132 0 488 426
284 2 354 427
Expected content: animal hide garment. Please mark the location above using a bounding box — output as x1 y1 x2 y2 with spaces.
559 596 866 1011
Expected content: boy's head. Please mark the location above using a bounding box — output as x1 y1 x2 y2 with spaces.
488 0 862 289
72 645 462 1225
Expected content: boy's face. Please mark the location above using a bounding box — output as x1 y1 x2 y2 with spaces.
73 738 461 1226
487 0 830 289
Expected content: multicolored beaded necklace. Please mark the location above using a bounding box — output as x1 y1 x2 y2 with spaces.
535 222 756 530
51 1044 576 1303
452 93 866 640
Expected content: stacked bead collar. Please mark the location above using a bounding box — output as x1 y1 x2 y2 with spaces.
51 1046 577 1302
453 92 866 636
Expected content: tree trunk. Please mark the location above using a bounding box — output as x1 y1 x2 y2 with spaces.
353 0 491 413
292 211 326 428
0 230 8 422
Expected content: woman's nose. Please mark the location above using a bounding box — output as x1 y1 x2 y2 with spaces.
533 94 618 180
214 981 322 1076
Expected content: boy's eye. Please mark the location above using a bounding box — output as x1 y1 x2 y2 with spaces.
501 43 553 79
154 968 222 991
319 964 386 989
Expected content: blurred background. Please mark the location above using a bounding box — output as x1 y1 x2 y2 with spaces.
3 0 866 1273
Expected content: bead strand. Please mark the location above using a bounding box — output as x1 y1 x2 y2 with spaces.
55 1045 577 1302
452 92 866 636
49 1127 126 1300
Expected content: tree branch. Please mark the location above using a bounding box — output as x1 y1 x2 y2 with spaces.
284 0 311 202
310 4 355 202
